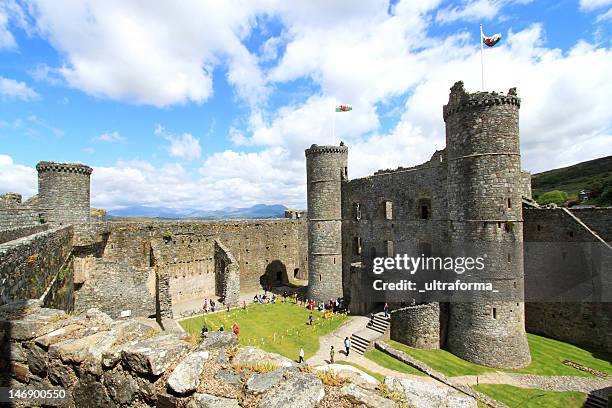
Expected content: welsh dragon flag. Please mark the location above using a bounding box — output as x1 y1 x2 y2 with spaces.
335 104 352 112
481 29 501 47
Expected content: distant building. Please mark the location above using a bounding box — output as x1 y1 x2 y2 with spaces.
284 209 305 219
579 190 591 201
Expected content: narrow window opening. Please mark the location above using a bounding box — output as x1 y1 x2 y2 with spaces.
507 198 512 208
333 257 336 264
568 231 574 238
537 224 541 231
492 308 497 319
384 201 393 220
353 237 362 255
319 274 322 282
507 253 511 262
497 222 502 229
385 240 394 257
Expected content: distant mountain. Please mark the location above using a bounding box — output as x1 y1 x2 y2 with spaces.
532 155 611 206
107 204 289 219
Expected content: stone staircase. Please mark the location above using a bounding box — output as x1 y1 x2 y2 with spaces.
584 392 609 408
350 312 390 355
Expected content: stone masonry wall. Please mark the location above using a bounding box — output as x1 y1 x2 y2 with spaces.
390 303 445 350
70 219 307 318
524 206 612 352
214 240 240 305
0 226 73 306
0 224 50 245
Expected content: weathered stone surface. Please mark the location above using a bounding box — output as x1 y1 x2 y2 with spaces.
73 381 114 408
122 334 191 376
340 383 398 408
100 321 160 369
197 331 238 350
385 376 477 408
25 343 47 376
7 341 27 362
187 393 241 408
167 351 209 394
217 349 229 363
103 370 138 405
257 372 324 408
315 364 379 389
48 330 115 364
0 304 65 341
34 324 85 349
245 368 285 394
232 346 295 369
216 369 241 385
10 361 30 383
156 391 181 408
48 361 77 388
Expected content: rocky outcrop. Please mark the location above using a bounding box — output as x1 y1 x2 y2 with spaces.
1 299 410 408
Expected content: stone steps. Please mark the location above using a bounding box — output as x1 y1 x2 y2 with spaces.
584 393 608 408
350 333 371 355
350 313 390 355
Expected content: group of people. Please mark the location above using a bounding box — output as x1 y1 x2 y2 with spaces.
201 322 240 338
253 293 277 304
202 298 217 314
304 297 346 313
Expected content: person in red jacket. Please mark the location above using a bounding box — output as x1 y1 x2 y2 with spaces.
232 322 240 338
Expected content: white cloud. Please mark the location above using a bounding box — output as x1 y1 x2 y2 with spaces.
166 133 202 161
436 0 502 23
0 154 37 199
0 8 16 49
0 76 39 101
579 0 612 11
23 0 273 107
95 131 125 143
596 7 612 21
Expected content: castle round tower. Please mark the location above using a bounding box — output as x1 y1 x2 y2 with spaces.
443 81 531 368
305 143 348 302
36 161 93 225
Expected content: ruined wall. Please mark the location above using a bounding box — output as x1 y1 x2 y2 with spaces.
390 303 446 350
0 226 73 306
214 240 240 305
0 225 49 245
568 207 612 242
342 150 449 312
71 219 307 317
524 206 612 352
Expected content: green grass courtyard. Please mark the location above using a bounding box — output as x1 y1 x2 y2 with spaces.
473 384 586 408
379 334 612 377
179 302 348 360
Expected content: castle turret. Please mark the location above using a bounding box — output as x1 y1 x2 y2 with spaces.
305 143 348 301
36 161 93 225
443 81 531 368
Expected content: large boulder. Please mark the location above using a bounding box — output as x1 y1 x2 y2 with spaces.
340 382 398 408
315 364 379 389
245 368 287 394
232 346 295 370
187 393 241 408
257 372 324 408
384 376 477 408
167 351 210 394
122 334 191 376
103 370 139 405
197 331 238 350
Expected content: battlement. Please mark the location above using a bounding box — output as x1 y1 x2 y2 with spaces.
36 161 93 175
305 143 348 156
443 81 520 122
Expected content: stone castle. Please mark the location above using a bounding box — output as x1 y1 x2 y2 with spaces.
1 81 610 370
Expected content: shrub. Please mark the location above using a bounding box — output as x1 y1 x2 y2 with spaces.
537 190 569 206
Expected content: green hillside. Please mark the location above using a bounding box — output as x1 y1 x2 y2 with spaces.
531 155 612 206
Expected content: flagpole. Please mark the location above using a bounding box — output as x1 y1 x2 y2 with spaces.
332 104 336 140
480 24 484 91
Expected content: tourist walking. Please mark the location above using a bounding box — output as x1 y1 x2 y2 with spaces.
309 311 313 326
330 345 335 363
203 298 209 314
298 348 304 363
384 302 389 318
344 337 351 356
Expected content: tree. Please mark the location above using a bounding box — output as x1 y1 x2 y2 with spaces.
537 190 569 206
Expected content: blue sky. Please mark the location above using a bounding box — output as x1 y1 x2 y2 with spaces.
0 0 611 210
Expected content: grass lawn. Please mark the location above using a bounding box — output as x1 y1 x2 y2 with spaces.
363 349 426 376
335 361 385 382
473 384 586 408
179 302 348 361
386 333 612 377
